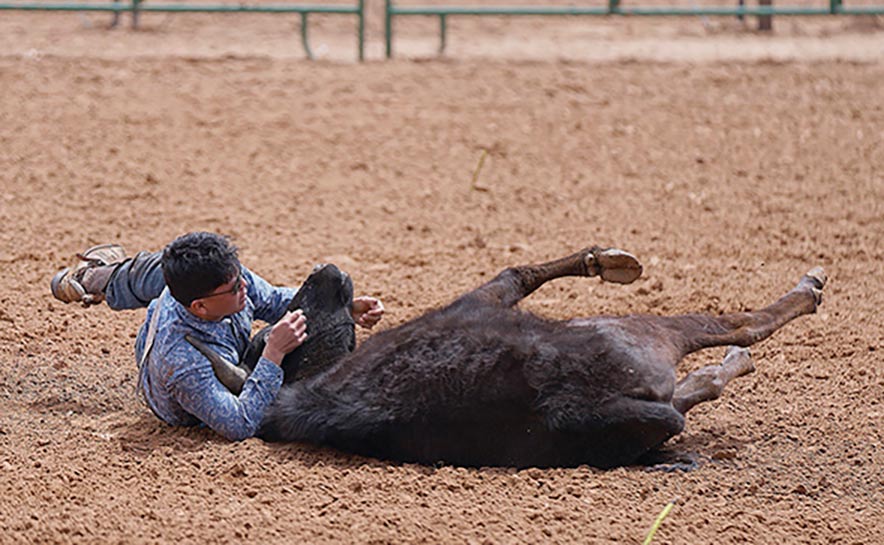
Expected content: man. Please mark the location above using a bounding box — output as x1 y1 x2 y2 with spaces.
50 232 384 441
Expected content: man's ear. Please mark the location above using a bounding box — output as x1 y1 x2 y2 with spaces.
188 299 209 319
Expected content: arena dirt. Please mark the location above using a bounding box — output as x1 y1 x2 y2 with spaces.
0 6 882 544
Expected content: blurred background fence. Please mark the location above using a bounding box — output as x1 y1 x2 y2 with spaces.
384 0 884 56
0 0 365 59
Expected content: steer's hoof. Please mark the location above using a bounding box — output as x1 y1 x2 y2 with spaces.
801 267 827 307
804 267 827 289
723 346 755 377
585 248 643 284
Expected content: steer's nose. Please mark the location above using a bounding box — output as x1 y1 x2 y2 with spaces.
310 263 346 282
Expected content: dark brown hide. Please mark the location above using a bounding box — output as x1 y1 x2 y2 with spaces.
251 249 824 469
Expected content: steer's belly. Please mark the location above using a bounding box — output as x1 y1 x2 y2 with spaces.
331 408 593 468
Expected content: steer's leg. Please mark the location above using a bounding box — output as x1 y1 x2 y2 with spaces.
456 247 642 309
665 267 827 355
672 346 755 415
547 395 686 468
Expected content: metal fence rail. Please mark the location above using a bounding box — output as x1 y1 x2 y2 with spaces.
0 0 365 60
384 0 884 57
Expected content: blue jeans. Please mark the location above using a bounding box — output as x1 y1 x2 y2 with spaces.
105 251 166 310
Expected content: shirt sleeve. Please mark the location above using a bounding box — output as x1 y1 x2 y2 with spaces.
166 342 284 441
242 266 298 324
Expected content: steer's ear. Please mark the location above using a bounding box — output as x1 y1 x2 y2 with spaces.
185 334 248 395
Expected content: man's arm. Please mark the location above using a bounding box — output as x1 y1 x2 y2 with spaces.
168 342 284 441
166 311 307 441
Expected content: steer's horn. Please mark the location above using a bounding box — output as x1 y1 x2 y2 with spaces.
185 334 248 395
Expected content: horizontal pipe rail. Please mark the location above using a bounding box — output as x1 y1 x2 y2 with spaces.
388 4 881 15
837 4 884 11
385 1 884 57
128 3 358 12
0 3 358 12
393 5 609 14
0 2 126 9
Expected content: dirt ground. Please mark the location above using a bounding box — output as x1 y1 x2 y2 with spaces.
1 4 883 544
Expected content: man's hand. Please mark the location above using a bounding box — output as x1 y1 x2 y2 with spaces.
352 296 384 329
262 310 308 365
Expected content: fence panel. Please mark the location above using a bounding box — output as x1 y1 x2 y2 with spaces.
384 0 884 57
0 0 365 60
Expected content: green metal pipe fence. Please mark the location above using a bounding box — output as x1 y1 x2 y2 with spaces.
2 0 881 61
384 0 884 57
0 0 365 60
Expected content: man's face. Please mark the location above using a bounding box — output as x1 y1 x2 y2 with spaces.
189 272 247 321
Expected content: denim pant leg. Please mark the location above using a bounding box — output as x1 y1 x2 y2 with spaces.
105 251 166 310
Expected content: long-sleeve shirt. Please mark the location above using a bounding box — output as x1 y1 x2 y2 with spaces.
134 267 296 440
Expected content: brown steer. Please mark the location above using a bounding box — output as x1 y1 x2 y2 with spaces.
189 247 826 469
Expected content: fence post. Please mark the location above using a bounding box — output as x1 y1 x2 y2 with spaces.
300 13 314 59
439 14 447 54
110 0 121 27
358 0 365 61
758 0 772 30
131 0 140 28
385 0 393 58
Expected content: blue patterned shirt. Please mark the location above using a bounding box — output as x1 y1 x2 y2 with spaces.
134 267 296 441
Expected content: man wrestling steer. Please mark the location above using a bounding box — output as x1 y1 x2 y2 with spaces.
182 246 826 469
50 232 384 441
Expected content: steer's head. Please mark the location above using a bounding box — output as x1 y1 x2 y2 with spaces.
278 263 356 382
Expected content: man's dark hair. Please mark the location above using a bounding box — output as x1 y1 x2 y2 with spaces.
162 232 241 307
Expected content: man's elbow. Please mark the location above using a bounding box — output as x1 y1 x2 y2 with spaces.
216 421 260 442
